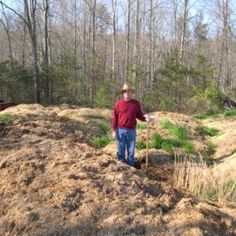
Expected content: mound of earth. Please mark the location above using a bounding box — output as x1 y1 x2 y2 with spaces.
203 116 236 159
0 105 235 235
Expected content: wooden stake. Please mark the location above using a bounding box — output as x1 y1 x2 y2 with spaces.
146 121 150 169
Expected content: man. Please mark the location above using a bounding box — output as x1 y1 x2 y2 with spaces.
112 83 149 166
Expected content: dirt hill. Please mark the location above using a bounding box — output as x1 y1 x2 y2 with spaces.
0 104 235 235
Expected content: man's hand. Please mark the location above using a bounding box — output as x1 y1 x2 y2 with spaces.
112 130 116 139
145 114 153 124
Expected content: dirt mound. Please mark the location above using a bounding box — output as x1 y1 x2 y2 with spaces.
0 105 235 235
203 116 236 159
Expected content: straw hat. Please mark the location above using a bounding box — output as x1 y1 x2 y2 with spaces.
119 83 135 94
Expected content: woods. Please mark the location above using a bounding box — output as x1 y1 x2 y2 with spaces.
0 0 236 113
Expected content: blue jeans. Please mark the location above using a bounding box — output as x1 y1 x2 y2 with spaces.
116 128 136 166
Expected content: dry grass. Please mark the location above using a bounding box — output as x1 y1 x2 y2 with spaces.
173 155 236 206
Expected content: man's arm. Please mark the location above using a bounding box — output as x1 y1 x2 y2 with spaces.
136 101 146 122
112 102 118 137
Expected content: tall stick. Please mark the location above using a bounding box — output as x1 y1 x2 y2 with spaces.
146 121 150 169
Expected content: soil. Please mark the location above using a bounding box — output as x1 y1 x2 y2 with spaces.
0 104 235 235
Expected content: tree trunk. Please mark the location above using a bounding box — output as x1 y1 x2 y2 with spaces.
179 0 189 62
43 0 51 103
24 0 40 103
125 0 132 81
148 0 154 86
111 0 117 77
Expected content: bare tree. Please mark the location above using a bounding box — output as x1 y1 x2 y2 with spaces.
179 0 189 62
111 0 117 76
43 0 51 103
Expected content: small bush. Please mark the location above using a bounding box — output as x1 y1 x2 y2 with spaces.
136 141 146 150
224 109 236 117
196 125 220 137
0 113 13 124
91 136 112 148
136 123 147 130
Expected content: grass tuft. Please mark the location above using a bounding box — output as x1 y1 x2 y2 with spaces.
136 123 147 130
224 109 236 117
174 157 236 205
0 113 13 124
136 141 146 150
196 125 220 137
91 136 112 148
150 132 162 149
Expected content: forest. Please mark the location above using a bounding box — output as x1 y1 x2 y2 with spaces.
0 0 236 113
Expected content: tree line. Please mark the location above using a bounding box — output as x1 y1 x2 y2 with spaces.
0 0 235 114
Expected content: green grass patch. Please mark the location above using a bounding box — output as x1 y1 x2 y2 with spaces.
171 125 189 140
161 142 174 154
136 141 146 150
91 136 112 148
160 119 189 140
160 119 174 129
231 148 236 155
149 132 195 154
136 123 147 130
83 114 105 120
150 132 162 149
203 186 218 202
99 122 110 134
196 125 220 137
192 114 208 120
224 109 236 117
223 180 236 192
183 142 195 154
0 113 13 124
193 108 221 120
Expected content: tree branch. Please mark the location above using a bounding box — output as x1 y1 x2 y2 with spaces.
0 1 29 27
